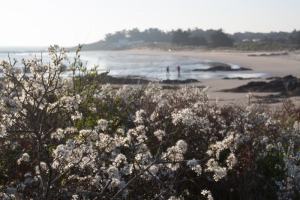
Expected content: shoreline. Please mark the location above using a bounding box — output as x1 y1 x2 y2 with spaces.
85 49 300 106
2 48 299 106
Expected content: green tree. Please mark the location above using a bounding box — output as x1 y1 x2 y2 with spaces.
190 36 208 46
127 28 144 41
172 29 191 45
295 31 300 45
288 30 300 45
210 29 234 47
105 30 126 43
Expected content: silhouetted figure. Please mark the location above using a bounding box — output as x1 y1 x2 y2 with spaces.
177 66 180 75
166 66 170 76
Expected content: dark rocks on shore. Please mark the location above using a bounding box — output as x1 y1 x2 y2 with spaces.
161 79 199 84
223 77 261 80
101 75 150 84
251 95 283 104
100 75 198 85
161 84 205 90
222 75 300 95
193 66 251 72
266 76 281 80
248 52 289 57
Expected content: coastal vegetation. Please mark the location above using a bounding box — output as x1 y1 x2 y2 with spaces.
0 45 300 199
235 41 298 51
68 28 300 51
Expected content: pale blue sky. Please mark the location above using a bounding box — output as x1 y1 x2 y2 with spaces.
0 0 299 47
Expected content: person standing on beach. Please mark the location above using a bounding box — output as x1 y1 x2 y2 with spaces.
177 66 180 75
166 66 170 76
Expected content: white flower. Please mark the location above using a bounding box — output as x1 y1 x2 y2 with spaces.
176 140 187 153
114 154 127 167
107 166 120 178
117 128 124 135
201 189 214 200
205 159 227 181
154 129 165 141
17 153 30 165
134 109 146 124
0 124 7 138
149 165 159 176
261 136 269 143
187 159 202 175
226 153 237 169
172 108 195 126
79 129 98 141
51 128 65 140
108 178 125 190
24 172 32 177
71 111 82 121
97 119 109 131
293 121 300 132
150 111 157 121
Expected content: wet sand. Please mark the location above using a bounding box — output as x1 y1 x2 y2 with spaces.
93 49 300 106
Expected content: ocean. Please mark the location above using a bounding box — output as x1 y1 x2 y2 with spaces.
0 47 267 80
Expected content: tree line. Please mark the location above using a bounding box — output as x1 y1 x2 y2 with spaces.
172 28 234 47
103 28 300 47
104 28 173 43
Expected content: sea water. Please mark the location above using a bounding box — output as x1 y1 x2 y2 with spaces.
0 48 268 80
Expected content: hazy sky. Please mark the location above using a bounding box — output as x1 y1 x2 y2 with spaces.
1 0 299 47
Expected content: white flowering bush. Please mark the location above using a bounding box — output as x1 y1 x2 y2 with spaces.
0 45 300 199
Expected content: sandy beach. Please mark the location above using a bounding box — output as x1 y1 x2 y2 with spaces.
92 49 300 106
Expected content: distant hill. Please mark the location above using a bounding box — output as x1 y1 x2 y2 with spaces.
67 41 126 51
67 28 300 51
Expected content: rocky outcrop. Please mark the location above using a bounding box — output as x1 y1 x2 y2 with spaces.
161 79 199 84
101 75 150 84
248 52 289 57
223 77 261 80
193 66 251 72
222 75 300 95
100 76 198 85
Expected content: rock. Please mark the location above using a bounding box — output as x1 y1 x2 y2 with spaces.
101 75 150 84
223 77 261 80
248 52 289 57
222 75 300 95
193 66 251 72
100 75 198 85
161 79 199 84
